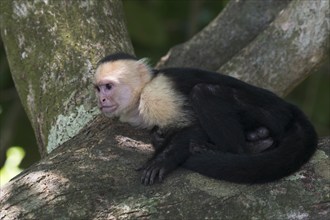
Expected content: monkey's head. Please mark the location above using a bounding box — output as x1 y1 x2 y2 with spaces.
93 53 152 118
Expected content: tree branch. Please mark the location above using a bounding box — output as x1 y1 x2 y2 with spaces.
157 0 292 71
1 118 329 219
219 0 330 96
158 0 329 97
1 0 329 219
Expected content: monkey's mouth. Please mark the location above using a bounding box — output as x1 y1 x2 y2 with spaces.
100 105 117 113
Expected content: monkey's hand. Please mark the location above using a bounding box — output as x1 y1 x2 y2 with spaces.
141 127 196 185
138 157 177 185
150 128 167 150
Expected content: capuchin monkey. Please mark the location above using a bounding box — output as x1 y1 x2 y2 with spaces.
93 52 317 185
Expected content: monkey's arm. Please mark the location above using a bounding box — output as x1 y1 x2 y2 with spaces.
150 126 176 153
140 126 207 185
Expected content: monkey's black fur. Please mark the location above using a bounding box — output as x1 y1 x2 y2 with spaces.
98 52 137 65
140 67 317 184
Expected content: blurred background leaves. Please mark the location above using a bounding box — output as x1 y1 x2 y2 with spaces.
0 0 329 186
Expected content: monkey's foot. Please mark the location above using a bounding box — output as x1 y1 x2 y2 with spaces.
246 127 270 141
246 138 274 154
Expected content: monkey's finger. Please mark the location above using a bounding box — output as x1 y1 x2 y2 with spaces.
159 168 166 182
149 168 160 185
246 132 258 141
141 168 150 184
257 127 269 138
246 127 270 141
143 167 155 185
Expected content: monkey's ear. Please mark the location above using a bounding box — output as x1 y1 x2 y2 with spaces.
138 58 150 68
137 58 152 81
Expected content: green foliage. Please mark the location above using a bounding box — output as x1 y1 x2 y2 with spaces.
286 63 330 135
123 0 228 63
0 146 25 187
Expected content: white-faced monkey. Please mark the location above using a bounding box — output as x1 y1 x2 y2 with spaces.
93 53 317 185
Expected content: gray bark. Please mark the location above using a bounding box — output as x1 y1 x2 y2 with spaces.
159 0 329 96
0 0 133 156
1 120 329 219
1 0 329 219
218 0 330 96
157 0 292 71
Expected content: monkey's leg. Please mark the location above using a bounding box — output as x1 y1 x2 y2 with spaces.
191 84 247 154
190 126 274 155
191 84 276 154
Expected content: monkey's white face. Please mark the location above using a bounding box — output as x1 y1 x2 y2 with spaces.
94 80 133 117
94 60 151 118
94 81 117 116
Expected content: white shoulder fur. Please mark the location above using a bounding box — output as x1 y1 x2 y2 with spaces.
139 74 192 129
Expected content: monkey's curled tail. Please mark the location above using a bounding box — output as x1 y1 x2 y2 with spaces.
182 107 318 184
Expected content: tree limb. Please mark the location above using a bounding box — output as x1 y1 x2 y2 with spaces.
158 0 329 97
1 0 329 219
157 0 292 71
219 0 330 96
1 118 329 219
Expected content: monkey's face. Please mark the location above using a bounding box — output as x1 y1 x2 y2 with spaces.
94 81 117 116
94 59 152 118
94 81 134 118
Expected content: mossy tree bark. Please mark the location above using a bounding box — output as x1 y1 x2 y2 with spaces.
1 0 329 219
0 0 133 157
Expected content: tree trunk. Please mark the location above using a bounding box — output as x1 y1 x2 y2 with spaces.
0 0 133 157
1 0 329 219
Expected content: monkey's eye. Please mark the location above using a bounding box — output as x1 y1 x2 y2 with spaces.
94 85 100 92
105 83 112 90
